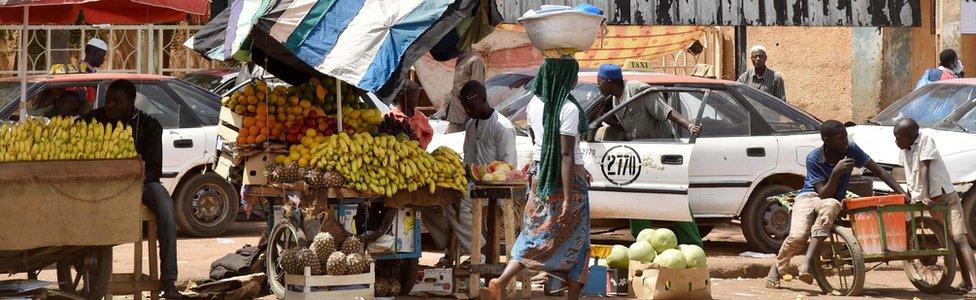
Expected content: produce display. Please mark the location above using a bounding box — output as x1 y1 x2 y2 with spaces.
376 115 417 142
470 161 528 183
223 79 381 147
275 132 466 196
0 117 136 162
281 232 372 276
606 228 708 270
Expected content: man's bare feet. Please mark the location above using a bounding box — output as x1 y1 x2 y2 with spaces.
765 267 781 289
485 279 504 300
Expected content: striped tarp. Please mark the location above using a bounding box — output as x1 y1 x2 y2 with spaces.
183 0 269 62
187 0 483 99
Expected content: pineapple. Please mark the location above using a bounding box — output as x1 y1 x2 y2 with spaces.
374 277 391 297
280 163 304 184
279 248 303 275
344 252 369 274
323 171 346 188
326 251 347 275
340 236 363 254
310 232 337 266
296 248 320 275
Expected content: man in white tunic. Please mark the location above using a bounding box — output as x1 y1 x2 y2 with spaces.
424 80 517 265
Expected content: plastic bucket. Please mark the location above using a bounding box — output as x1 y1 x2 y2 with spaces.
844 195 907 254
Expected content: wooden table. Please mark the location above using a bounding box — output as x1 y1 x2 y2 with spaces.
466 183 532 299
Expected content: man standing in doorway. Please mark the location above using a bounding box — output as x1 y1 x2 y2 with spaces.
50 38 107 74
444 50 486 133
737 45 786 101
915 49 964 90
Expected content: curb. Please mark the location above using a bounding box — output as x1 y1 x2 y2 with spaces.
707 256 903 279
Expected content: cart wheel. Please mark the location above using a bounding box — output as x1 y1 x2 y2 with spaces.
56 246 112 300
811 226 865 296
267 221 308 299
905 216 957 294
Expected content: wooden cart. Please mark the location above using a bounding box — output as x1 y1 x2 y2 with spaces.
0 159 144 299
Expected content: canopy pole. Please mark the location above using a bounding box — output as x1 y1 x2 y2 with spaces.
336 79 342 132
18 6 28 123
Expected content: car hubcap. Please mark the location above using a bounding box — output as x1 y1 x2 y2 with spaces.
762 202 791 241
191 183 225 226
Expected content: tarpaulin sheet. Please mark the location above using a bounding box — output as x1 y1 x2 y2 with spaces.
0 0 208 24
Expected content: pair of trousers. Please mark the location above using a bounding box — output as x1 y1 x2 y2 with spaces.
421 196 485 257
143 182 178 281
775 193 842 273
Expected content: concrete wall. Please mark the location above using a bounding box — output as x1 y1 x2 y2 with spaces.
736 26 855 121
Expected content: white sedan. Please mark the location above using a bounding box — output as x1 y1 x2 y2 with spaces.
429 70 824 252
849 78 976 245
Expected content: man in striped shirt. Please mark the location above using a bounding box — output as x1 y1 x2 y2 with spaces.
737 45 786 101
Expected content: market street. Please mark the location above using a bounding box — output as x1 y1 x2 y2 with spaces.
3 222 960 299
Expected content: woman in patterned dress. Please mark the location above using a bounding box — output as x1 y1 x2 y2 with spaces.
485 57 591 299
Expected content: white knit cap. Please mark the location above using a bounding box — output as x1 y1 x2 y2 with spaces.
750 45 767 55
87 38 108 51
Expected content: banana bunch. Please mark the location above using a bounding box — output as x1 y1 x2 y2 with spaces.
0 116 137 162
431 146 467 191
304 132 466 196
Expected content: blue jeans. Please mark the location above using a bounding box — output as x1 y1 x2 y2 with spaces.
143 182 178 281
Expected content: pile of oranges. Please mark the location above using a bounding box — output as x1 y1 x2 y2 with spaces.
236 104 275 145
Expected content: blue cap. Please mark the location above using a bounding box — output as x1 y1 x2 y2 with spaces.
598 64 623 79
574 3 603 16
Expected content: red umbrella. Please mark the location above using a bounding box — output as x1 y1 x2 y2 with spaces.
0 0 208 25
0 0 208 119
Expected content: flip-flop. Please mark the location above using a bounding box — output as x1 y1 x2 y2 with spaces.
797 272 814 285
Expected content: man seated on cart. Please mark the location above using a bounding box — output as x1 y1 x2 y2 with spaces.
422 80 517 266
895 118 976 297
83 79 182 299
766 120 908 289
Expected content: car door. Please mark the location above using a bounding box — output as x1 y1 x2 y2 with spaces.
583 87 702 222
130 81 209 193
677 88 778 217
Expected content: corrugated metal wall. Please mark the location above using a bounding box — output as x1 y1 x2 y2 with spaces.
498 0 921 27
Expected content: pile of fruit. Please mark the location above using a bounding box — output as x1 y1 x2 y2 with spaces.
376 115 417 142
470 161 528 183
223 78 381 146
281 132 466 196
280 233 372 276
603 228 707 270
0 117 136 162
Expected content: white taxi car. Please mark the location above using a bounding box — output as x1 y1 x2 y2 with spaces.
429 71 824 252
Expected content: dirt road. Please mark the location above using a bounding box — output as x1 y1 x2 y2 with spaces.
1 222 965 299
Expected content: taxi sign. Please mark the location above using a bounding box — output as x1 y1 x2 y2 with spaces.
623 59 657 72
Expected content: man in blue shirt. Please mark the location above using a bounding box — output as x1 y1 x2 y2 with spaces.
765 120 907 289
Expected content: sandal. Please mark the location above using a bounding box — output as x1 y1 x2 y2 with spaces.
797 272 814 285
764 277 780 289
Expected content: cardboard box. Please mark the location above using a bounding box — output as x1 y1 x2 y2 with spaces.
393 208 417 253
410 268 453 296
607 269 629 296
242 153 271 185
629 261 711 300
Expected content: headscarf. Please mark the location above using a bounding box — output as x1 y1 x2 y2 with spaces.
533 57 588 199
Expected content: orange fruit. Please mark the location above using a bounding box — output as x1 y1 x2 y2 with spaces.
255 134 268 144
236 135 247 144
246 136 255 144
289 96 300 106
249 126 260 136
255 114 267 123
271 127 283 136
256 104 269 116
260 127 270 135
243 117 256 127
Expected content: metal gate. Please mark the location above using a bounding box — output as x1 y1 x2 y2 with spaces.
0 24 234 77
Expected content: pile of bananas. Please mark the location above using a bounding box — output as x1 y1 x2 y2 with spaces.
0 117 136 162
303 132 466 196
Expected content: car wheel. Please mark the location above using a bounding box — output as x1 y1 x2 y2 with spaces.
961 190 976 247
741 184 794 253
174 172 239 237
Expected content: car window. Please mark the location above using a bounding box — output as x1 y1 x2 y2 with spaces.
497 81 603 135
180 73 222 91
737 86 819 133
24 84 96 119
677 90 750 137
944 104 976 133
134 83 183 129
0 82 21 113
486 73 534 108
169 81 219 125
872 84 976 127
